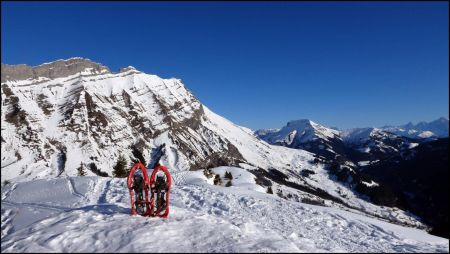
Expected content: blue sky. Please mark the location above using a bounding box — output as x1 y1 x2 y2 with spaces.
2 2 448 130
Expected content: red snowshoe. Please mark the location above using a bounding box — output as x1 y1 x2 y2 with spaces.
127 162 150 216
127 162 172 218
148 164 172 218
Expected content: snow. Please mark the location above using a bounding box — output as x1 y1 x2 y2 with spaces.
418 131 435 139
209 166 266 193
37 57 89 66
341 128 383 144
1 175 447 253
357 161 371 167
408 143 419 149
357 147 371 153
360 180 380 188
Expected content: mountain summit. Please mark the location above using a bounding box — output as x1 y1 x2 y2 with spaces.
1 58 110 83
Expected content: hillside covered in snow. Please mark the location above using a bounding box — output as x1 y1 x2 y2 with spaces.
1 172 448 252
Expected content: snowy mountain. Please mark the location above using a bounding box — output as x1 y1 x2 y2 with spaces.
340 127 418 162
1 173 448 252
255 120 450 238
2 57 426 230
1 57 257 180
381 117 449 139
254 119 345 161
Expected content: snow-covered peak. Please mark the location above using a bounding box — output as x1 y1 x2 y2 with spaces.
255 119 341 148
282 119 339 141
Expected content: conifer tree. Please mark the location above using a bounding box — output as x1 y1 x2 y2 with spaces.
213 174 222 185
113 154 128 178
77 162 86 176
224 171 233 180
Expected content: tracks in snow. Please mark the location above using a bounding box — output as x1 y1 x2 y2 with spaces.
67 178 85 200
1 183 17 201
1 176 448 253
172 171 189 186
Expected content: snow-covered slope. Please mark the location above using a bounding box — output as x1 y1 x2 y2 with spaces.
1 175 448 253
254 120 445 223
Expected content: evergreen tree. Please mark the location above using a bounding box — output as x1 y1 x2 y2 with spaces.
267 186 273 194
225 180 232 187
77 162 86 176
113 154 128 178
225 171 233 180
213 174 222 185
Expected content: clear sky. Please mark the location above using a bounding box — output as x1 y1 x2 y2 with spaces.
2 1 448 130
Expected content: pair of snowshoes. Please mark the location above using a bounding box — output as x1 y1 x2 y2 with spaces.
127 162 172 218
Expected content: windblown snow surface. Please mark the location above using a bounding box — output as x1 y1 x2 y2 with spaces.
1 168 448 253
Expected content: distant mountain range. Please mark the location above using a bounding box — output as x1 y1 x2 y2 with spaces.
255 117 448 164
255 117 449 238
256 117 448 143
381 117 449 139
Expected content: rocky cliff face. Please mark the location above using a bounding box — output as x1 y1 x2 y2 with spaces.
1 58 110 82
